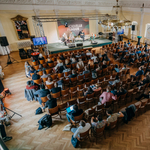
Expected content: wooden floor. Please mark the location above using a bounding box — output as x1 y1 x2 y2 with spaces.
0 50 150 150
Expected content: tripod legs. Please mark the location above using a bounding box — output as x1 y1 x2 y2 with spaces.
4 107 22 119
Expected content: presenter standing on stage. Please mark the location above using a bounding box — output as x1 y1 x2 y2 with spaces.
69 31 75 43
62 33 68 46
90 33 95 41
80 30 85 42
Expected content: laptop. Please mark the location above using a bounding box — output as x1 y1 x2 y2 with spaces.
66 105 74 114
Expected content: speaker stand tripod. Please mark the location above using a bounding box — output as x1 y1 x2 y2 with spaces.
3 46 19 70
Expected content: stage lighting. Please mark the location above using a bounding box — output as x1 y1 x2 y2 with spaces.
65 22 68 27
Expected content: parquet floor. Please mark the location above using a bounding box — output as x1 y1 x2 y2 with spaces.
0 49 150 150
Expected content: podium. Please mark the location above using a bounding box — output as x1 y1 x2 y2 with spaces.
137 36 142 45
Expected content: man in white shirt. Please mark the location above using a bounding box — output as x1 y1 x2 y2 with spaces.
41 70 48 79
71 120 91 138
86 50 92 56
91 54 97 63
76 59 84 69
69 31 75 43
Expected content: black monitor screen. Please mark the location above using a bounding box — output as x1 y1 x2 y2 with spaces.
33 37 48 46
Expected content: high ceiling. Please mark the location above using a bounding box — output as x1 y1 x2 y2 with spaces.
0 0 149 8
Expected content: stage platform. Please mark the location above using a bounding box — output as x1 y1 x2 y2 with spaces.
47 38 112 54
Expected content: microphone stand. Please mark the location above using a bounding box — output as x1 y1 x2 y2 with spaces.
3 46 19 70
0 98 22 119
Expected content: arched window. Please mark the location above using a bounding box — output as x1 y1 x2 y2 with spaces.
144 23 150 44
145 23 150 39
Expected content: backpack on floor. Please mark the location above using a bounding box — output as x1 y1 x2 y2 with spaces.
38 114 52 130
35 107 43 115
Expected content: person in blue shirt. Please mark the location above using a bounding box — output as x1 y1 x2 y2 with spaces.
34 84 50 105
124 42 129 48
28 67 35 77
131 67 144 78
127 40 130 45
136 50 141 54
135 67 144 76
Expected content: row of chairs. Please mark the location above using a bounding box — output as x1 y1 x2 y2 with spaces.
67 98 150 146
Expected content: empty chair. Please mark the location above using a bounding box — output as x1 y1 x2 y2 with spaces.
77 84 85 97
76 129 91 148
51 91 61 101
58 102 67 115
93 125 106 144
33 78 42 85
48 106 62 119
70 86 78 99
46 83 54 90
67 99 77 107
41 96 48 107
77 97 86 109
58 73 64 80
95 104 104 116
139 99 148 114
61 88 70 102
51 74 58 82
46 68 53 74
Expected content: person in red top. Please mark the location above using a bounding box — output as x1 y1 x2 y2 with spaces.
99 86 117 104
26 81 38 90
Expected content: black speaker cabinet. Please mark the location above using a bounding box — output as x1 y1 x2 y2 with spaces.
19 48 27 59
30 35 35 42
132 25 135 31
76 43 83 47
0 36 9 46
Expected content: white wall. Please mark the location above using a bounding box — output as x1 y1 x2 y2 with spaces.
43 22 59 43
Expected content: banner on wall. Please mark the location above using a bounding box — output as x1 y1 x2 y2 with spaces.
145 24 150 39
57 19 89 38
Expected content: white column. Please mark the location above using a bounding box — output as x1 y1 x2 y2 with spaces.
0 19 11 55
0 19 5 36
139 7 144 36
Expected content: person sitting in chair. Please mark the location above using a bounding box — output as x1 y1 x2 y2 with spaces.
34 84 50 105
105 109 124 127
43 94 57 111
38 53 44 60
32 71 40 80
91 115 106 131
41 70 48 79
51 82 61 94
71 120 91 138
69 69 78 79
66 104 83 123
25 81 38 101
